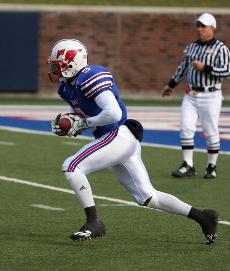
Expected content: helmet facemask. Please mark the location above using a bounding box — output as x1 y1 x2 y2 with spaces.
48 62 63 83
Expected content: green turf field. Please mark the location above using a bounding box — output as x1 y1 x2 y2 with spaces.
0 129 229 271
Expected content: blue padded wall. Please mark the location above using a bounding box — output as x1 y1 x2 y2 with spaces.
0 12 39 92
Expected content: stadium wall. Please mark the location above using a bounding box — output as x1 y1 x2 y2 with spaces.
1 5 230 98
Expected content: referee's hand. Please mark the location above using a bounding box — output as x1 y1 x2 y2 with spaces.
192 60 205 71
161 85 173 97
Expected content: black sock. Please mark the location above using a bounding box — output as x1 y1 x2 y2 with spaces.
85 206 97 223
187 207 204 224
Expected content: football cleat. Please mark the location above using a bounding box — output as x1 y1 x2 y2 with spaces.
203 164 217 179
199 209 219 245
70 220 106 241
171 161 197 177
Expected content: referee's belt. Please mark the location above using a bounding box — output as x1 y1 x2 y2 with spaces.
191 86 218 92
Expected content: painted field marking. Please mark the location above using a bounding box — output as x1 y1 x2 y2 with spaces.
0 175 138 207
219 220 230 226
31 204 65 211
0 175 230 227
63 141 81 146
99 203 130 207
0 141 15 146
0 126 229 155
0 126 93 140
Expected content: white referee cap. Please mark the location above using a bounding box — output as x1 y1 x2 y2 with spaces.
197 13 216 29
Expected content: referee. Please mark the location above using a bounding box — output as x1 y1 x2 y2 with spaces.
161 13 230 179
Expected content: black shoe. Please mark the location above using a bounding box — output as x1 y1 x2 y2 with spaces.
172 161 196 177
70 220 106 241
199 209 219 245
204 164 217 179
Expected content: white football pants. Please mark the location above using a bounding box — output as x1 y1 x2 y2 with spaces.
63 125 191 216
63 125 154 205
180 91 222 144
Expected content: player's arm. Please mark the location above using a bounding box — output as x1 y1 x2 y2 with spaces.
68 66 122 136
86 91 122 127
67 91 122 137
81 67 122 126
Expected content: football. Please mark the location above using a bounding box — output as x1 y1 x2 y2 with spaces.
58 115 74 135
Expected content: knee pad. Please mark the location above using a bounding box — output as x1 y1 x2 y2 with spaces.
63 169 82 183
62 156 81 173
63 171 72 181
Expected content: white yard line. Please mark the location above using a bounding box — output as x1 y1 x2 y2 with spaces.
0 126 93 140
0 175 138 207
218 220 230 226
0 175 229 226
99 203 130 207
0 126 229 155
0 126 54 136
31 204 65 211
63 142 81 146
0 141 15 146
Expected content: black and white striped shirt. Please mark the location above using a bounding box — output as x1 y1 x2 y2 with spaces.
168 38 230 89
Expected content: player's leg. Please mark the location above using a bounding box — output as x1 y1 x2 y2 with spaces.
63 126 137 241
112 141 219 244
198 92 222 178
64 168 106 241
112 143 192 215
172 95 198 177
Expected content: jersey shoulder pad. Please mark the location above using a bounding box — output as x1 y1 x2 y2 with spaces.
78 65 113 99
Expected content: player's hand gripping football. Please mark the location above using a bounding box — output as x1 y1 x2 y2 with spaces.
67 114 89 137
51 113 66 136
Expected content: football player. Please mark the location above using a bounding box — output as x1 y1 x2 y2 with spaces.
48 39 219 244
